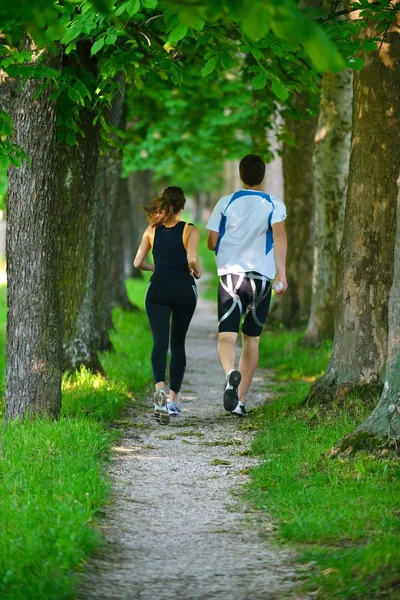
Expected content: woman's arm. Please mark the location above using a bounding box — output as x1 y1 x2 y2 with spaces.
133 227 154 272
186 226 202 279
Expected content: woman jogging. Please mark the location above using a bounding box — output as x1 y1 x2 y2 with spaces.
134 186 202 425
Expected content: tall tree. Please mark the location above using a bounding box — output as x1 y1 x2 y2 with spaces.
3 43 63 419
55 44 102 372
332 176 400 453
306 4 400 405
277 92 318 327
303 67 353 345
94 77 127 351
126 169 152 278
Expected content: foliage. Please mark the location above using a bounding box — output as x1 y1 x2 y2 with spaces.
1 0 385 164
246 330 400 599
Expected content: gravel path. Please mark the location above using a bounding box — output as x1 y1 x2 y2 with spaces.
79 291 311 600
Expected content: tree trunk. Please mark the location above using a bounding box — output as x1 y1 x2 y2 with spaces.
94 78 126 352
331 176 400 455
110 177 138 311
278 92 318 327
55 44 103 373
4 44 63 419
306 13 399 406
126 169 152 277
303 68 353 346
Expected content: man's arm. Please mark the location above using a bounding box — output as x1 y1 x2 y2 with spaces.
272 221 288 294
207 230 220 251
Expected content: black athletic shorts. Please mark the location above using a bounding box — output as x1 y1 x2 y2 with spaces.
217 272 272 337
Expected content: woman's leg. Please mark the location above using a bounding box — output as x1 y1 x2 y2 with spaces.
169 284 197 399
145 292 172 389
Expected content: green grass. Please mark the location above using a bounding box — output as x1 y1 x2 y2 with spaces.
248 331 400 600
258 329 332 381
0 280 153 599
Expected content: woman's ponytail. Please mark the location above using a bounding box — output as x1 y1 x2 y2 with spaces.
143 186 186 227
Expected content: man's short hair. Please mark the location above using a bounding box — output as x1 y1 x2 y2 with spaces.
239 154 266 187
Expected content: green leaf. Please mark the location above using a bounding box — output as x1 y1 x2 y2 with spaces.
271 78 289 101
201 56 218 77
270 42 284 58
141 0 158 7
61 26 81 45
251 47 263 62
168 23 188 45
241 3 270 40
67 87 82 104
251 71 267 90
106 33 117 45
177 8 204 29
91 38 105 56
115 2 128 16
221 53 235 70
73 79 92 100
9 155 21 167
66 131 77 146
126 0 140 16
347 56 364 70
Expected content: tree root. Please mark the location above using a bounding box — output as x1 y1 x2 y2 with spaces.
329 429 400 458
304 375 382 408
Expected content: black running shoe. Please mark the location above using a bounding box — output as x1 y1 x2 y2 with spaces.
223 370 241 412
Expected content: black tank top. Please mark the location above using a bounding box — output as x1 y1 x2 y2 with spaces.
152 221 192 279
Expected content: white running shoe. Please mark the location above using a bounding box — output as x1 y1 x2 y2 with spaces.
231 403 247 418
154 389 170 425
223 370 242 412
167 392 181 416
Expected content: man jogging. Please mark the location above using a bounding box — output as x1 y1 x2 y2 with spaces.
206 154 287 417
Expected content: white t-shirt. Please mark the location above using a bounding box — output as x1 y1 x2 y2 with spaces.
206 189 286 279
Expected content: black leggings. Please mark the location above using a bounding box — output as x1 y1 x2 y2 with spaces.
145 275 197 393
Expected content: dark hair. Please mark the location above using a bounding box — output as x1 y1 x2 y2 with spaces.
239 154 266 187
142 186 186 227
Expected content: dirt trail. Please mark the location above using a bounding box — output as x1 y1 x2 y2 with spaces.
79 291 310 600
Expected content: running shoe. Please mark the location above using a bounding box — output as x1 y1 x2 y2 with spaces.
154 389 170 425
223 369 242 412
166 401 181 416
167 393 181 417
231 403 247 418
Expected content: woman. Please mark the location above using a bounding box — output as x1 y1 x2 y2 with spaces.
134 186 201 425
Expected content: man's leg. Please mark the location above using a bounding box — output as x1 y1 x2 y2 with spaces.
238 333 260 404
217 275 243 411
217 331 238 375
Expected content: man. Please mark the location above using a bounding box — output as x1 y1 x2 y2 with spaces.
206 154 287 417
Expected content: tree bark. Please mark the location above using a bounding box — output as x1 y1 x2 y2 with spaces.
4 44 63 419
110 169 152 311
278 92 318 327
110 177 138 311
55 44 103 373
303 68 353 346
306 13 399 406
126 169 152 277
331 176 400 455
94 78 126 352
